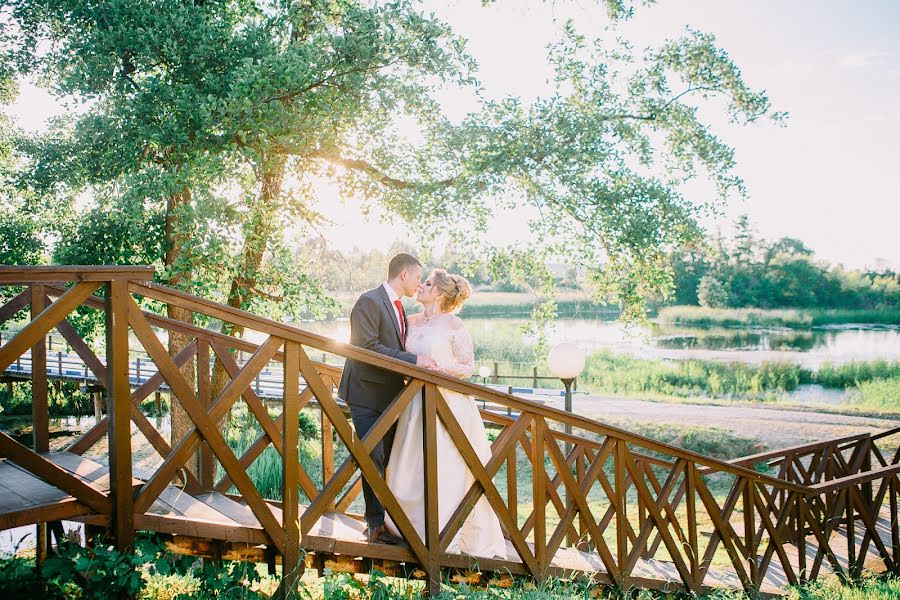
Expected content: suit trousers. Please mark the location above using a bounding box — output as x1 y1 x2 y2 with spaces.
349 402 397 528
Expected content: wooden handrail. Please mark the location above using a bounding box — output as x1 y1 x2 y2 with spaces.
720 433 872 469
809 462 900 494
0 265 154 284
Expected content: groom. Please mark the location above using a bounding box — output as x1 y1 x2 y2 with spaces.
338 252 437 544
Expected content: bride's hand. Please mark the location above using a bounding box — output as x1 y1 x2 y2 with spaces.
416 355 438 369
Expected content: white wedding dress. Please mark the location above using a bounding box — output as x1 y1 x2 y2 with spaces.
384 315 506 558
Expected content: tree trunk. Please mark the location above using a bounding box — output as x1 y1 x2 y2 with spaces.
165 187 198 475
211 155 287 410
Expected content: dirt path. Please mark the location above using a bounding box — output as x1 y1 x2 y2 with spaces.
539 394 900 449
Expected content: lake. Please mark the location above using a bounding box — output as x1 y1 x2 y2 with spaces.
299 317 900 369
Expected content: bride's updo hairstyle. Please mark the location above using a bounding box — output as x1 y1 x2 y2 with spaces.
431 269 472 313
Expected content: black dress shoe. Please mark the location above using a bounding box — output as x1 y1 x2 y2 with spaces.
366 525 402 545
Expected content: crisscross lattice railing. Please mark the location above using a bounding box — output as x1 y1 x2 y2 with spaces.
1 266 898 598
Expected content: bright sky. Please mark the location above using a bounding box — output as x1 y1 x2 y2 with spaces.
8 0 900 269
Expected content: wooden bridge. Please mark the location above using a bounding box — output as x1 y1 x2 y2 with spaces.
0 266 898 598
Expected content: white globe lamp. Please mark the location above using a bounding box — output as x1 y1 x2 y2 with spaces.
548 342 586 382
547 342 585 459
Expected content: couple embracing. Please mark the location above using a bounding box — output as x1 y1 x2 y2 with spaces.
337 253 506 559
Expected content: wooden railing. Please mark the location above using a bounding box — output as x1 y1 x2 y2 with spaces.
0 266 898 598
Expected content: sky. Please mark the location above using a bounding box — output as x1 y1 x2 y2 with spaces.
8 0 900 270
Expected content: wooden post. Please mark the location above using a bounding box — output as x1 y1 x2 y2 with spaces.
423 384 441 595
93 392 102 420
321 407 334 509
744 482 758 586
106 280 133 550
532 366 538 389
576 453 588 551
30 285 49 452
154 390 162 416
492 361 499 384
197 340 213 490
686 463 699 585
281 341 301 599
532 416 546 581
614 440 627 584
796 493 807 583
30 286 49 570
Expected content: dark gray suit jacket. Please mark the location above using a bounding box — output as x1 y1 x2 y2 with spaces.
338 286 417 410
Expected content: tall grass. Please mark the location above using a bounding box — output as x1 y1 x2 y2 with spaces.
657 306 813 328
658 305 900 329
845 378 900 412
815 361 900 387
220 408 330 501
581 352 811 399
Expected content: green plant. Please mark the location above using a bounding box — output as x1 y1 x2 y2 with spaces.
0 554 41 596
41 534 169 599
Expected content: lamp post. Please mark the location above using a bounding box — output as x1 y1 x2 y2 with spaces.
478 366 491 409
547 342 586 458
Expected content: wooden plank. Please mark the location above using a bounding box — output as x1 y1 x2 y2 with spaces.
335 476 362 513
107 279 134 549
0 433 110 513
193 492 265 527
198 340 214 490
0 463 68 506
0 497 93 531
30 286 49 452
0 265 154 283
0 289 30 327
46 452 113 485
134 512 269 545
810 462 900 493
321 406 334 506
54 315 108 385
422 384 441 595
685 463 699 584
281 341 302 598
0 281 102 372
531 417 547 580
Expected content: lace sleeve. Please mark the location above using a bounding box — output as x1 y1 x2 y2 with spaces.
442 323 475 379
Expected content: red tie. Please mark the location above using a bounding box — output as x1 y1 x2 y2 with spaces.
394 299 407 346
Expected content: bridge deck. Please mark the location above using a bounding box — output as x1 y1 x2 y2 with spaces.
5 453 889 597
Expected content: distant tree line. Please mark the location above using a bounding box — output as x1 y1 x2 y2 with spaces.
670 216 900 310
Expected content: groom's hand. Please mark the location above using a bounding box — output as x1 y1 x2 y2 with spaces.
416 355 438 369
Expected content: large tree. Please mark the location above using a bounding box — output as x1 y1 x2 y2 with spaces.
5 1 783 447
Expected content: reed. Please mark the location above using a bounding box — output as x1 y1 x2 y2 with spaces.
580 352 811 399
658 305 900 329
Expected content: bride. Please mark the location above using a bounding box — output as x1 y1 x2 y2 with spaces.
384 269 506 558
